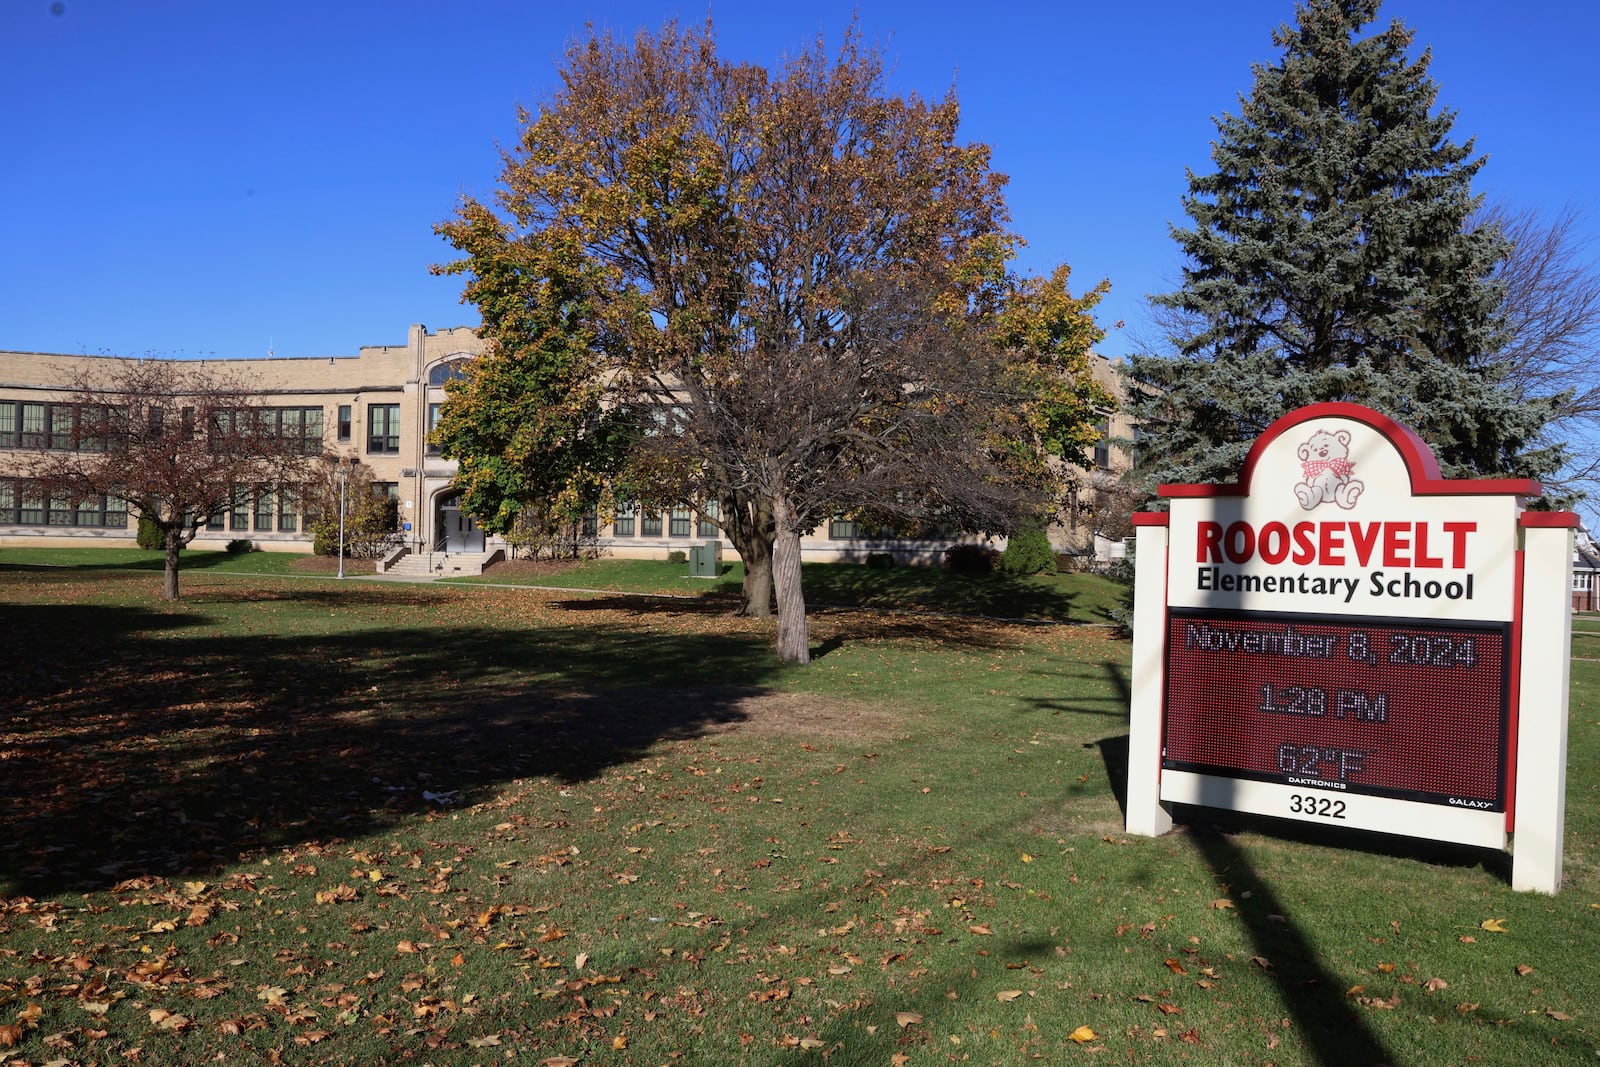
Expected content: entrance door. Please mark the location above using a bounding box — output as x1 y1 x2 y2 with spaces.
441 507 484 553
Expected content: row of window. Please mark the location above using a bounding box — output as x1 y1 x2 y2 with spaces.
0 400 331 455
597 503 946 541
0 480 128 528
203 487 301 534
610 502 720 539
2 400 404 457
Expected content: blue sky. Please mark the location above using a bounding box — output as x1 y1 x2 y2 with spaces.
3 0 1596 366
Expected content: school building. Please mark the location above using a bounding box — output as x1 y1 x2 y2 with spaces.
0 324 1136 570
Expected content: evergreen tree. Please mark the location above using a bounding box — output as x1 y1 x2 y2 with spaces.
1128 0 1565 489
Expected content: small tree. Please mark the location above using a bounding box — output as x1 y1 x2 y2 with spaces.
304 458 400 559
17 358 314 600
999 524 1057 576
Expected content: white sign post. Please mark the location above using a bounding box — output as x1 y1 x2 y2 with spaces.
1126 403 1575 894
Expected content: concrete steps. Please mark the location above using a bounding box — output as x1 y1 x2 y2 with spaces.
379 550 501 578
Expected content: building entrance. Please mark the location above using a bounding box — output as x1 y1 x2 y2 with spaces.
437 495 485 553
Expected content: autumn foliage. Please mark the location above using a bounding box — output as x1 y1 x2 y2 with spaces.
435 20 1111 662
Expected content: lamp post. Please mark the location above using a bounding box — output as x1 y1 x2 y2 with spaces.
334 456 358 579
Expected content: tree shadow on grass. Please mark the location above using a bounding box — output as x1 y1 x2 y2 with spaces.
1188 828 1397 1067
800 563 1091 621
0 598 788 898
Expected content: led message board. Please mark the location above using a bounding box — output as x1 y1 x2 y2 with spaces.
1124 402 1576 893
1163 609 1509 811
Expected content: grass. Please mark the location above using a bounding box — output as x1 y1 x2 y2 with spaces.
0 552 1595 1065
453 556 1128 624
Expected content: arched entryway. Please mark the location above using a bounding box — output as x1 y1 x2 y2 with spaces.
434 491 485 553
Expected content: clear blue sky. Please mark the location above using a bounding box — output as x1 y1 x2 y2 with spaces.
3 0 1595 366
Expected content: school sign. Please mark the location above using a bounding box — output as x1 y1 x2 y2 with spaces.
1125 403 1575 893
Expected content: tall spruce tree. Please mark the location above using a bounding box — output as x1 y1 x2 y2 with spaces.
1127 0 1565 489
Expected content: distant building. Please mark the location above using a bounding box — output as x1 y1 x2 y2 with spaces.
1575 528 1600 613
1 325 1131 567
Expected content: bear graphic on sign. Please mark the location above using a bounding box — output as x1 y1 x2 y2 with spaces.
1294 429 1364 510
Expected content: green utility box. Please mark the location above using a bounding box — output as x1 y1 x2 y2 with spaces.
689 540 723 578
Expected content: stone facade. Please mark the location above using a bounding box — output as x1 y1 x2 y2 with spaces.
0 324 1133 564
0 324 485 553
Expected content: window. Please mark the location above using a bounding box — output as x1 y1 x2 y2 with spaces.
231 488 250 532
1093 419 1112 470
0 402 17 447
19 487 43 525
581 511 598 538
428 361 471 386
0 480 125 527
337 404 352 442
640 509 662 537
368 404 400 454
254 488 274 532
371 482 399 501
613 501 636 537
272 406 324 455
426 403 442 455
278 489 297 532
698 500 720 538
48 407 73 450
20 403 45 449
669 506 692 537
830 516 862 539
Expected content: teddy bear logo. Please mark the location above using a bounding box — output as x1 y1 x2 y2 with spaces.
1294 429 1364 510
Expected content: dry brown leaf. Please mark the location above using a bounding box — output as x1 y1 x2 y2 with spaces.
539 1058 580 1067
895 1012 924 1028
1209 899 1234 910
1423 978 1448 993
996 990 1023 1002
1546 1010 1573 1022
1515 964 1534 976
1069 1025 1097 1043
1164 958 1188 975
968 924 993 936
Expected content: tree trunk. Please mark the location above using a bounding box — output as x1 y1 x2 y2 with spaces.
721 491 775 617
771 493 809 664
162 525 182 601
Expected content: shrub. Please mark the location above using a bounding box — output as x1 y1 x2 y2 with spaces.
667 549 688 565
865 551 896 570
999 525 1057 576
943 542 997 574
136 515 164 551
225 539 254 555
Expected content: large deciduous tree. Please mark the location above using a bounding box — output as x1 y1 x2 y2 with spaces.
436 20 1110 663
1126 0 1565 492
18 358 314 600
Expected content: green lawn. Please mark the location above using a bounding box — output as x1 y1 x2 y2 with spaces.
0 555 1595 1065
